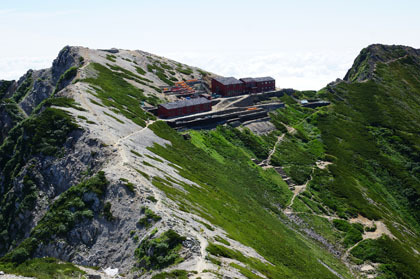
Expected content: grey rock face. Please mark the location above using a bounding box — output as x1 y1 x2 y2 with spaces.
0 46 262 278
0 130 111 256
19 73 53 115
286 213 342 257
51 46 81 84
0 80 15 99
11 46 84 115
0 103 21 144
83 192 101 212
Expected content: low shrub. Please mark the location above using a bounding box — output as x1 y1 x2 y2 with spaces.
214 236 230 246
103 202 114 221
135 230 185 270
147 195 157 203
106 54 116 62
0 257 84 279
135 66 146 75
12 71 33 102
119 178 135 193
54 66 78 94
137 207 161 228
351 236 420 278
152 270 188 279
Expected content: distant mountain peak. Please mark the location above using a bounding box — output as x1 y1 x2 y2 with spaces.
344 44 420 82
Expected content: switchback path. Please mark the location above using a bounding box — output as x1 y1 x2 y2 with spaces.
260 134 284 167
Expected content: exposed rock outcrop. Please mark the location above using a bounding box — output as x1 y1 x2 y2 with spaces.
0 46 255 278
344 44 420 82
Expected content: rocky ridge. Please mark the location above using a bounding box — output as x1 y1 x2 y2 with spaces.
0 46 266 278
1 44 420 279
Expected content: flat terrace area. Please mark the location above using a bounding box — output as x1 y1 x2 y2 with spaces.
164 89 292 130
161 88 330 132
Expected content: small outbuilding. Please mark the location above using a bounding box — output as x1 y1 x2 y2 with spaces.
212 76 276 96
158 97 212 118
240 78 258 93
253 77 275 92
211 77 245 97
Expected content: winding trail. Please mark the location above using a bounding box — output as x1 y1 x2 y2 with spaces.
195 234 208 273
361 54 410 82
113 120 154 147
284 123 296 135
256 125 315 211
260 134 284 167
61 48 257 277
257 115 399 278
342 243 359 261
287 173 313 208
257 129 316 213
213 95 248 111
113 120 155 164
267 134 284 163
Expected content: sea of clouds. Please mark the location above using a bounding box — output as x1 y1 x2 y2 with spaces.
1 50 355 91
0 56 53 81
166 50 356 90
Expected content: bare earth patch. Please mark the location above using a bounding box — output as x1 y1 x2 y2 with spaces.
349 215 395 240
316 160 332 169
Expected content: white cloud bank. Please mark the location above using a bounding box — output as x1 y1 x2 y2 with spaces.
1 50 357 91
165 50 357 90
0 56 53 81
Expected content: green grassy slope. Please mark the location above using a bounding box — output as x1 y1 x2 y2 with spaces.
2 44 420 278
148 45 420 278
83 63 158 127
318 46 420 226
0 257 84 279
318 53 420 278
274 45 420 278
149 122 352 279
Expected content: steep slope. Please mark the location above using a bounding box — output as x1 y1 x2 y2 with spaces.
267 44 420 279
1 44 419 279
343 44 420 83
2 46 295 278
319 45 420 278
0 47 82 143
0 47 97 257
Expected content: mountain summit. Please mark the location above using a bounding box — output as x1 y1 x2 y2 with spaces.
0 45 419 279
344 44 420 82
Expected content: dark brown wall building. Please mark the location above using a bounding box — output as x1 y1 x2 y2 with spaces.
211 77 245 97
212 76 275 96
158 97 212 118
254 77 275 92
240 77 275 93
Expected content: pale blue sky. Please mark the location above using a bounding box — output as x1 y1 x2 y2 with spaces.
1 0 419 89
